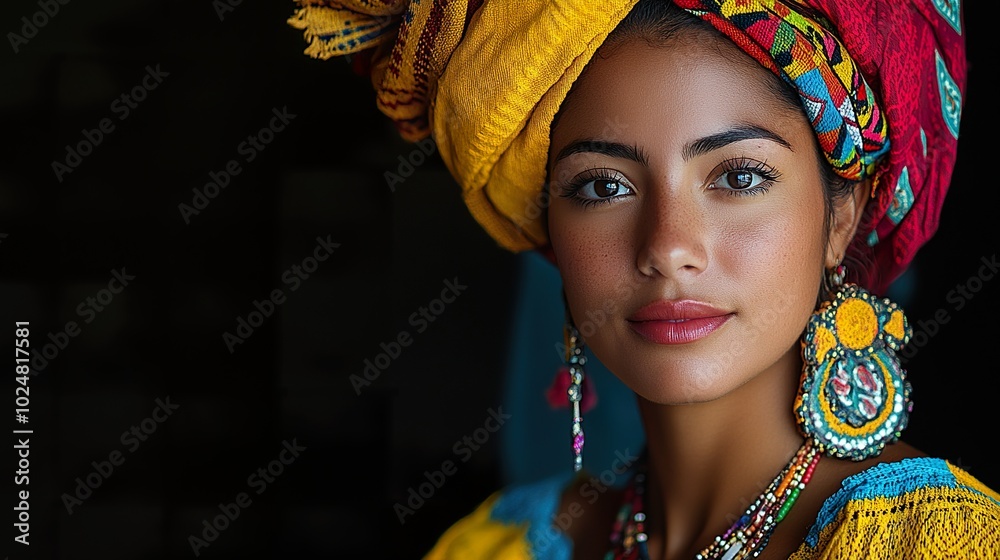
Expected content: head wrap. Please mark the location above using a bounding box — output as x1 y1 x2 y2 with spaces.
288 0 967 294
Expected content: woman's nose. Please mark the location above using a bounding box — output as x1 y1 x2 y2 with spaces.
635 190 709 279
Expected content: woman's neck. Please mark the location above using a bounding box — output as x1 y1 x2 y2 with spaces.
635 346 806 559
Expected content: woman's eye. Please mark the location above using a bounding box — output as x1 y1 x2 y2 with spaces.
559 170 635 207
728 171 754 189
709 159 780 196
581 178 631 199
717 169 765 190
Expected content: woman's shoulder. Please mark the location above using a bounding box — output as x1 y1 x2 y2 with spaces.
422 470 580 560
791 456 1000 559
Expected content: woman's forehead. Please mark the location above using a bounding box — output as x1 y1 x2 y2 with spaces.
550 36 804 153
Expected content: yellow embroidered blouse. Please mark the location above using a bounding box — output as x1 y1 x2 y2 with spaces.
423 457 1000 559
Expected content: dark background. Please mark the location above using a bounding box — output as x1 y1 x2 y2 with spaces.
1 1 995 559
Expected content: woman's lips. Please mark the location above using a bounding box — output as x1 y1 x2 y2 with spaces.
627 300 733 344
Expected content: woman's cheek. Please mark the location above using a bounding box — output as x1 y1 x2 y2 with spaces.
552 217 634 334
718 208 824 326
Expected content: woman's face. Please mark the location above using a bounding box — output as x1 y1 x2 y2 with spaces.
547 32 839 405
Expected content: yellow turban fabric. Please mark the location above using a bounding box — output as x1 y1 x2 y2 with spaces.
288 0 640 252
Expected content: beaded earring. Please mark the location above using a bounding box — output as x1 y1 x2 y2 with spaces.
795 263 914 461
562 308 587 472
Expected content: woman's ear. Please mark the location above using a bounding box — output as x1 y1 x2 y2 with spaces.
826 179 871 267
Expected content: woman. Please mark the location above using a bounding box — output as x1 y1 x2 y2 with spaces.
289 0 999 557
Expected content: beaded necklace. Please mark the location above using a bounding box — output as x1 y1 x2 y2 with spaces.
606 440 820 560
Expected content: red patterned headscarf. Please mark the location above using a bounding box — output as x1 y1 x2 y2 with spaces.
673 0 967 293
288 0 967 295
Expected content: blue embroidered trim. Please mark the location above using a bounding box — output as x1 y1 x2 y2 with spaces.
802 457 992 547
933 0 962 34
936 50 962 140
490 471 576 560
887 167 914 225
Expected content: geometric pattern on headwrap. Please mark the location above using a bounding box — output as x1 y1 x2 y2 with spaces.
793 0 966 293
674 0 890 182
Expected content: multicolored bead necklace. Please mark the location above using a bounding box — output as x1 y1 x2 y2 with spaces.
606 440 820 560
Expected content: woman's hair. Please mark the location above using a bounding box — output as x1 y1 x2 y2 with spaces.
547 0 868 296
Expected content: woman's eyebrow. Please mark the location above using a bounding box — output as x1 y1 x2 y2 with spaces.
682 124 793 160
553 140 649 166
554 124 792 165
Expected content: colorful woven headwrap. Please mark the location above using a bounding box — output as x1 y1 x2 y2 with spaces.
288 0 967 294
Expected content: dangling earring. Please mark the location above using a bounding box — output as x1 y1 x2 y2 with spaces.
563 308 587 472
546 308 597 473
795 263 914 461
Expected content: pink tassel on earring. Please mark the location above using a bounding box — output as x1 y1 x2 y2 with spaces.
546 366 597 412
